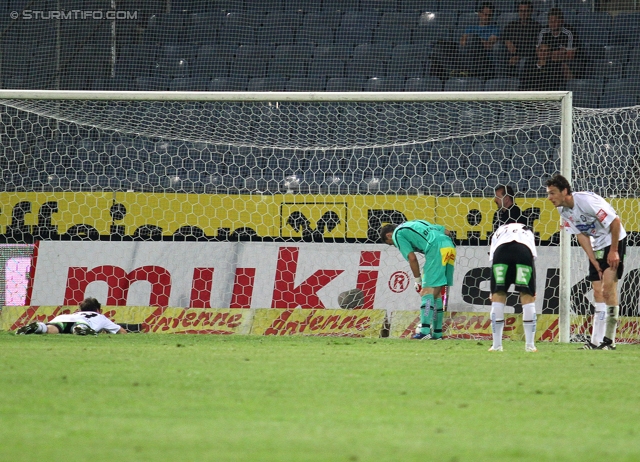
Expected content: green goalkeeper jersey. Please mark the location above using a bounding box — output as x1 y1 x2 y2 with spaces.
391 220 447 262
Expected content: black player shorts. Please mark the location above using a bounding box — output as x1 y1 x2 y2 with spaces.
46 322 75 334
490 241 536 296
587 237 626 282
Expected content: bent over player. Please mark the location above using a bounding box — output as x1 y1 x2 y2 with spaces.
488 223 538 352
381 220 456 340
16 297 127 336
546 174 626 350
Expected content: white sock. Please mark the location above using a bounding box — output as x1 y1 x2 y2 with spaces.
592 303 606 346
490 302 505 349
522 303 537 347
605 305 619 344
36 322 47 334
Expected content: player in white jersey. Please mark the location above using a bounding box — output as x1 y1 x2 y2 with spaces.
546 175 626 350
16 297 127 336
488 223 538 352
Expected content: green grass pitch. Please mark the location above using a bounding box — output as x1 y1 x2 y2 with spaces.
1 333 639 462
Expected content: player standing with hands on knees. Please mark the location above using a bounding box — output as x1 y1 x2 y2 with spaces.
381 221 456 340
488 223 538 352
546 175 626 350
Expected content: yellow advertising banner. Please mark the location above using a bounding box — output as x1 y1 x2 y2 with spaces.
2 306 254 335
251 308 386 337
7 191 640 241
389 311 640 343
4 306 640 343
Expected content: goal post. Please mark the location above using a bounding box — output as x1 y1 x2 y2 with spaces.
0 89 579 341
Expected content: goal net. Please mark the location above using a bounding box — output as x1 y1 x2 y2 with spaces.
0 90 638 342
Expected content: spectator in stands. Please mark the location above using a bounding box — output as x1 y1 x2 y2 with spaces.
16 297 127 335
459 2 500 79
528 7 577 91
503 0 542 78
492 184 528 232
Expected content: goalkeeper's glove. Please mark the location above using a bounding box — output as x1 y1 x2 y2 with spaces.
414 277 422 293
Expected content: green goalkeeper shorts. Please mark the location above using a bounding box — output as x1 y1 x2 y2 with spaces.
421 234 456 288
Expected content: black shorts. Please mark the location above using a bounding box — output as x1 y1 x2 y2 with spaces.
588 238 626 281
46 322 75 334
490 241 536 296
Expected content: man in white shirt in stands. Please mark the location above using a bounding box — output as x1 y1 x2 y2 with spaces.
488 222 538 352
546 174 626 350
16 297 127 336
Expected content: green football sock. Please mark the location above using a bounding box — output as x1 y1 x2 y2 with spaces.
432 296 444 339
420 294 435 335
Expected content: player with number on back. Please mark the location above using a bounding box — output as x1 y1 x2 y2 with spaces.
488 223 538 352
16 297 127 336
546 174 626 350
381 220 456 340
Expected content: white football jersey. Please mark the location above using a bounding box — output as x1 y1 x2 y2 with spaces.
559 192 626 250
49 311 121 334
489 223 537 262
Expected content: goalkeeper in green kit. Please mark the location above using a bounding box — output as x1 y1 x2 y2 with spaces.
381 220 456 339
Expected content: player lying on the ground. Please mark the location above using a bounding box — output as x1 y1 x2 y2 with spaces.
15 297 127 336
488 223 538 352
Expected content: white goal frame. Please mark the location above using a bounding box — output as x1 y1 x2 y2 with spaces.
0 89 574 342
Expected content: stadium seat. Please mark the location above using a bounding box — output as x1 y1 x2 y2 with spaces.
374 13 417 46
170 78 210 91
555 0 593 14
624 46 640 78
255 12 299 47
566 79 603 108
412 10 457 44
335 12 377 46
346 44 392 79
364 77 406 91
326 78 365 91
247 77 288 91
389 44 430 79
361 0 398 14
116 43 158 78
285 77 326 91
287 0 322 14
145 13 191 44
398 1 442 13
135 77 171 91
599 79 640 108
404 77 443 91
576 12 612 46
444 77 484 92
208 77 247 91
230 45 272 79
268 44 313 78
218 14 256 47
308 46 348 79
445 0 477 12
188 12 224 44
245 0 283 14
321 0 360 13
589 59 624 81
611 12 640 45
193 45 233 79
157 44 196 78
484 77 521 91
296 12 342 46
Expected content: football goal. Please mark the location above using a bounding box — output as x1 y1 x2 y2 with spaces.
1 89 636 342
